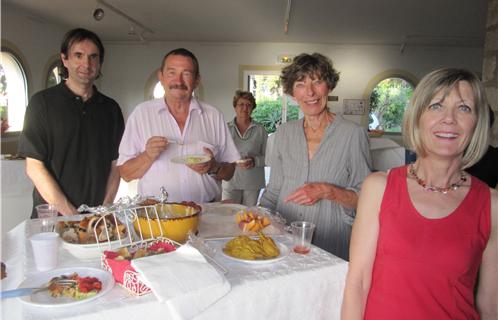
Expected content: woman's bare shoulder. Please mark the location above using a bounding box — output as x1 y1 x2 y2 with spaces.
359 171 389 200
364 171 388 186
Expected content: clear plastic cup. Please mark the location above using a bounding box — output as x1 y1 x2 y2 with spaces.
35 204 58 232
30 232 60 271
291 221 315 254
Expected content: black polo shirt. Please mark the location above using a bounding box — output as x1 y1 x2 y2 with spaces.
18 82 124 218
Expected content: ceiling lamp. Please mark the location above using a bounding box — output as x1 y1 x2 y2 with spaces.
93 8 105 21
277 54 294 64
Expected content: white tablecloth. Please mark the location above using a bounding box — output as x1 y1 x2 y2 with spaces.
1 159 33 234
1 216 348 320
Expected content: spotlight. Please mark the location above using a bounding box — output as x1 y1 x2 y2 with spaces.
93 8 105 21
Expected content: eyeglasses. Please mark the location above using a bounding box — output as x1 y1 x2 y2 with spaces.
236 103 253 108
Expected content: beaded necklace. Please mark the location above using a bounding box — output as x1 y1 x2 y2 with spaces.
409 164 467 194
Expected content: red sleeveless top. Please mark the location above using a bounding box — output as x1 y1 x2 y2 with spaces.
364 166 491 320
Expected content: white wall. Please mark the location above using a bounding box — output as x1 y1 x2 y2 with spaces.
101 41 483 123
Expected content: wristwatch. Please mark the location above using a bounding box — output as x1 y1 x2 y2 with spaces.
208 162 221 176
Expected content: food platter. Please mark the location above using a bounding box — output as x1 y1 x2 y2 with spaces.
198 204 287 239
18 267 114 307
201 203 247 216
219 240 289 265
171 154 211 165
56 214 130 259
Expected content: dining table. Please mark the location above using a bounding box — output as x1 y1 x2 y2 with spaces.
1 158 33 234
0 203 348 320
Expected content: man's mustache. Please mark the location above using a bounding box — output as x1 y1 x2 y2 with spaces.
169 84 188 90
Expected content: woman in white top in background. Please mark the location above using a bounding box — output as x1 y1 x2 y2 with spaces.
222 91 268 206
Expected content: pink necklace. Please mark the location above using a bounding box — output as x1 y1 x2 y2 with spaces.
409 164 467 194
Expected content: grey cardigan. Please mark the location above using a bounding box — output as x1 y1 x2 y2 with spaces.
222 119 268 190
260 115 372 260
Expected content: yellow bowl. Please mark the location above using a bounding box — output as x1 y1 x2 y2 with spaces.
133 203 200 243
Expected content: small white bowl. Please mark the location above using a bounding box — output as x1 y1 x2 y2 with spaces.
62 238 129 260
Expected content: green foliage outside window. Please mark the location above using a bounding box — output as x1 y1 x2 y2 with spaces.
252 98 299 133
248 74 300 134
369 78 414 133
0 65 8 131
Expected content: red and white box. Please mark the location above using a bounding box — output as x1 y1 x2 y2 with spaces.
101 240 177 295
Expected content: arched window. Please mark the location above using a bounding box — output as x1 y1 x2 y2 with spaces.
366 72 416 133
0 50 28 133
46 60 62 88
152 81 164 99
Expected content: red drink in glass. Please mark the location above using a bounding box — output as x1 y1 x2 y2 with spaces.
293 245 311 254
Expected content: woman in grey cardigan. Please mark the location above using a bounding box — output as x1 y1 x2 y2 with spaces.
222 91 268 206
259 53 372 260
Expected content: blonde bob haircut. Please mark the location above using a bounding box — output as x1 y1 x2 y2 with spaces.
403 68 489 169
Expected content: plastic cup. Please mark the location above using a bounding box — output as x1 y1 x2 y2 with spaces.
291 221 315 254
30 232 60 271
36 204 58 232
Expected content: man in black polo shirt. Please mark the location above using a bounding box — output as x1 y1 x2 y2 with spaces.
18 28 124 218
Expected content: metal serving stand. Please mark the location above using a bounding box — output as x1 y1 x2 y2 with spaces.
78 191 226 295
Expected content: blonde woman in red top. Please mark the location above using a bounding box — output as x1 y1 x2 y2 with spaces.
342 68 497 319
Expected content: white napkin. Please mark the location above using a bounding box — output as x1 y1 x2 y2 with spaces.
131 244 231 319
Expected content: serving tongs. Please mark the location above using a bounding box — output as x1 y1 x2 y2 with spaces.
0 278 76 299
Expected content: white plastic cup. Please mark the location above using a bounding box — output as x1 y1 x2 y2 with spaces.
291 221 316 254
30 232 60 271
35 204 58 232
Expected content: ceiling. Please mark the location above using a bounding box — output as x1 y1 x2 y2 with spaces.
3 0 489 47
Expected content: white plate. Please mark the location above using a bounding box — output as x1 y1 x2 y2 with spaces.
235 158 252 164
221 240 289 264
171 154 211 165
19 267 114 307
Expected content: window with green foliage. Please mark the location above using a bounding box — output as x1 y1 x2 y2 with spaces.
0 51 28 133
247 74 299 134
369 77 414 133
252 97 300 133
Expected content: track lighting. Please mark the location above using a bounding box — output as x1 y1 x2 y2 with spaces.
93 0 154 42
